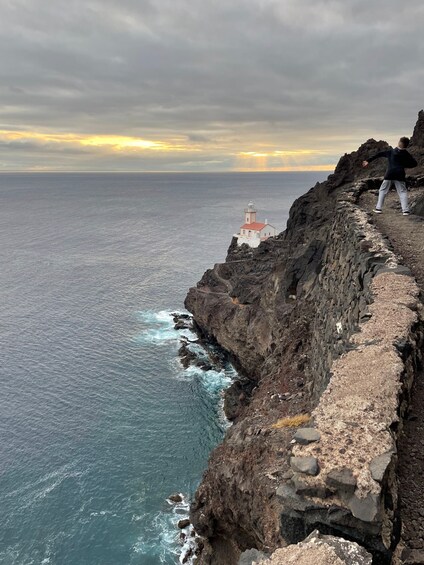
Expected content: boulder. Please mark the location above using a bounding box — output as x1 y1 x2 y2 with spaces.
293 428 321 445
290 456 319 476
168 493 183 503
326 468 357 494
348 492 380 523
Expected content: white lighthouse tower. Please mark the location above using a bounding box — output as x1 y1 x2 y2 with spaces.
244 201 257 224
235 201 276 248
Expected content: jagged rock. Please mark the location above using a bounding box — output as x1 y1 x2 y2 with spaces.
411 193 424 218
326 468 357 494
178 341 212 371
174 319 192 330
293 428 321 445
224 378 255 421
326 138 388 190
178 518 191 529
275 483 308 512
369 451 393 483
168 493 183 503
411 109 424 148
290 456 319 476
172 312 193 330
182 547 194 564
292 474 329 498
172 312 191 320
348 492 381 523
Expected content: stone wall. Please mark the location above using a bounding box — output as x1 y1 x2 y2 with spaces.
295 196 392 398
275 200 423 562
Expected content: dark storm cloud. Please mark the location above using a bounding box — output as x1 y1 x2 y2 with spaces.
0 0 423 170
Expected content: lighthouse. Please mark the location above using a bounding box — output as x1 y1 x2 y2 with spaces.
244 201 257 224
235 201 276 248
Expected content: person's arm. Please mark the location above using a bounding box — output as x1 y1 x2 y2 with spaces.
362 150 389 168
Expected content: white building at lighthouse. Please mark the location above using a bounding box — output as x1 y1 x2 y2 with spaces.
235 201 276 248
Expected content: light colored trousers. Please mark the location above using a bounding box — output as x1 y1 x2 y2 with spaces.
376 180 409 212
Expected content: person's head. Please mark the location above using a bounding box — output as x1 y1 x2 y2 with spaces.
398 136 410 149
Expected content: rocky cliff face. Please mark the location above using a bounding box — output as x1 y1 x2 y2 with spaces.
184 112 424 564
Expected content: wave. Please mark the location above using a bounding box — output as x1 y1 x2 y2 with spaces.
132 494 200 565
133 309 238 562
4 463 87 515
134 310 197 345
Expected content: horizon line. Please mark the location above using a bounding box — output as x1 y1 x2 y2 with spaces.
0 167 335 175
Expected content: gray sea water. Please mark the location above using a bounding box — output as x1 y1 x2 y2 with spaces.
0 172 327 565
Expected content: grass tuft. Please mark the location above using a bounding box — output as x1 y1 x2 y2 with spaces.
271 414 310 429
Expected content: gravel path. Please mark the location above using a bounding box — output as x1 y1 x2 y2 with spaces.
360 188 424 564
361 188 424 288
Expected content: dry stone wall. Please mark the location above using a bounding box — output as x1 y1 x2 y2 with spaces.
276 196 424 562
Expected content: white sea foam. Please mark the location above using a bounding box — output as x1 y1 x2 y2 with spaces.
134 309 238 561
132 493 200 564
11 465 86 513
134 310 197 345
132 510 180 562
89 510 118 518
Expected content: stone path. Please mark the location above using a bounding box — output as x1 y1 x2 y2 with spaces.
360 188 424 564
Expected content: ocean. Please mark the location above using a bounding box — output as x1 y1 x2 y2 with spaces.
0 171 327 565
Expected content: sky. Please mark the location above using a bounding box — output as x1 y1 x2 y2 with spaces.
0 0 423 172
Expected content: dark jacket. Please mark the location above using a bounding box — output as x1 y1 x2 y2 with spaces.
367 147 417 181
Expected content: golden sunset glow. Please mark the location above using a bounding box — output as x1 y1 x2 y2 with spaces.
80 136 164 150
0 130 191 153
238 150 322 157
235 149 333 172
235 163 335 172
0 129 336 171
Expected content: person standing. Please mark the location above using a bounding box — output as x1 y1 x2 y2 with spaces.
362 137 417 215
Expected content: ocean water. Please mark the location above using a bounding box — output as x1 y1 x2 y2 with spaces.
0 172 327 565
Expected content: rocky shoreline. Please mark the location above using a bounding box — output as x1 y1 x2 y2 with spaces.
168 312 239 564
183 112 424 564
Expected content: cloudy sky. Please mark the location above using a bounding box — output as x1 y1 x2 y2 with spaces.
0 0 423 172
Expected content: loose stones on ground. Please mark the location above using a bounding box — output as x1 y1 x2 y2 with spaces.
293 428 321 445
290 456 319 476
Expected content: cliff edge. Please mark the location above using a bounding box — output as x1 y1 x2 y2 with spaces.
185 112 424 564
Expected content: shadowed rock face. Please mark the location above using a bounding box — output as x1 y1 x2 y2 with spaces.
184 112 424 564
411 109 424 151
411 192 424 217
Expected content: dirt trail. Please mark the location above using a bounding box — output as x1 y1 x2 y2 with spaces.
360 189 424 288
360 188 424 564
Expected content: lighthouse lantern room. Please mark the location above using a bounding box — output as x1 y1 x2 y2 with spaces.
235 201 276 248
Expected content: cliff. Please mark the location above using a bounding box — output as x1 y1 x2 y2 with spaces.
184 112 424 564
